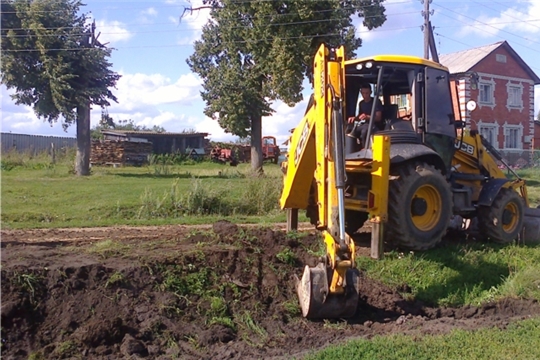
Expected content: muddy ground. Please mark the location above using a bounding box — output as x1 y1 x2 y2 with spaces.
1 222 539 360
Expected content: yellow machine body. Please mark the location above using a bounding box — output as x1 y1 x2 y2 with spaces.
280 44 539 319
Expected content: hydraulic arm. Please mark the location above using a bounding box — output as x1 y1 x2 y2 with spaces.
280 45 360 318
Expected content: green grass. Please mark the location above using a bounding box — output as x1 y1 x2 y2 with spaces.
1 160 306 229
517 168 540 206
356 243 540 306
305 317 540 360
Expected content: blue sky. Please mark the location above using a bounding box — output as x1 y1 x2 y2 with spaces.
1 0 539 146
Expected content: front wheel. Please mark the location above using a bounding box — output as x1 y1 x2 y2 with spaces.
387 162 452 250
478 188 524 243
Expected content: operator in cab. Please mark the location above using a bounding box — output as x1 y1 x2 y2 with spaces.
347 83 383 148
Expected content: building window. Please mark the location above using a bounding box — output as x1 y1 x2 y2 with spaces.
496 54 507 63
478 123 498 148
479 83 493 105
503 123 523 150
506 82 524 110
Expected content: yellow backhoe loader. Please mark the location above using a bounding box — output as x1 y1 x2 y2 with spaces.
280 44 540 319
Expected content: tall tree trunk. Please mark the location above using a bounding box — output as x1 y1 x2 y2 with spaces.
75 103 91 176
251 114 263 175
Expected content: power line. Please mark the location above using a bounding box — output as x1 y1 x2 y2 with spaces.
433 3 540 47
1 9 417 39
0 0 411 14
433 31 540 73
473 0 540 31
1 24 423 52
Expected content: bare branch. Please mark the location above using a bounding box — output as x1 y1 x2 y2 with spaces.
180 5 214 22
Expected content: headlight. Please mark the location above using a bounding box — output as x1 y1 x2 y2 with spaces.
366 62 373 69
356 63 363 70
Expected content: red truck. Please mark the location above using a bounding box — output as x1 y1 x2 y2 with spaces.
262 136 280 164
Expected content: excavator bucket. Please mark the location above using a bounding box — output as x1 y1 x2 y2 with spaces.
523 207 540 243
295 263 360 319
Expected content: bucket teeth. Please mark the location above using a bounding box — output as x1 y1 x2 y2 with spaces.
296 263 359 319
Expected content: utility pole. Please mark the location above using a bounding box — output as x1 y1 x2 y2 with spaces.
75 21 97 176
421 0 433 60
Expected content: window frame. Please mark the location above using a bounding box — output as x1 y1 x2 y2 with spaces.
477 120 499 149
506 82 524 111
477 78 496 109
503 123 523 150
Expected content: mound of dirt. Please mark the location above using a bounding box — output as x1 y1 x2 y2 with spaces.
1 221 539 359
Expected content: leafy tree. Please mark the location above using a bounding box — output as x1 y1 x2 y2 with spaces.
187 0 386 173
1 0 120 175
91 110 166 139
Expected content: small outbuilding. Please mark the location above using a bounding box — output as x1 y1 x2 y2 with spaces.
101 130 209 155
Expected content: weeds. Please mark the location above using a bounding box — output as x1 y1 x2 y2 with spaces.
493 266 540 301
105 271 125 288
1 148 74 172
87 239 130 259
322 319 348 330
276 248 296 265
208 316 236 330
53 340 77 358
27 352 45 360
238 176 282 215
237 311 267 339
158 265 212 298
137 178 229 219
13 272 42 302
282 300 301 317
286 230 310 241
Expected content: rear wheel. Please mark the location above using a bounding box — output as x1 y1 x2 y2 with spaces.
478 188 524 243
387 162 452 250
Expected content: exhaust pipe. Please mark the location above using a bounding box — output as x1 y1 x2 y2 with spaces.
522 207 540 244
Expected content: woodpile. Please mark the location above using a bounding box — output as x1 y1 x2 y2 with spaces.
91 140 153 166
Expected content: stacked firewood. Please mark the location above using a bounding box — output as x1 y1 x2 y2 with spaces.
91 140 153 165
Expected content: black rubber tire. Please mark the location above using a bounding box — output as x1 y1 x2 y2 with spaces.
387 162 452 250
345 210 368 236
478 188 524 243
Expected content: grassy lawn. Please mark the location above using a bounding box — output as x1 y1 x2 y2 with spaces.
1 156 303 229
2 153 540 359
305 318 540 360
356 243 540 306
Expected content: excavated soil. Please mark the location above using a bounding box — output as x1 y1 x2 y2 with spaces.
1 222 539 360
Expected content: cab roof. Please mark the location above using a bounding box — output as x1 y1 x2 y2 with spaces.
345 55 449 71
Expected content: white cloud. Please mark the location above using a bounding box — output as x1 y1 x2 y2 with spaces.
111 72 201 112
354 0 417 44
142 7 158 17
458 0 540 38
263 99 309 147
95 19 133 44
1 85 76 136
193 117 237 141
176 0 212 44
89 71 208 134
168 16 180 26
138 7 158 24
